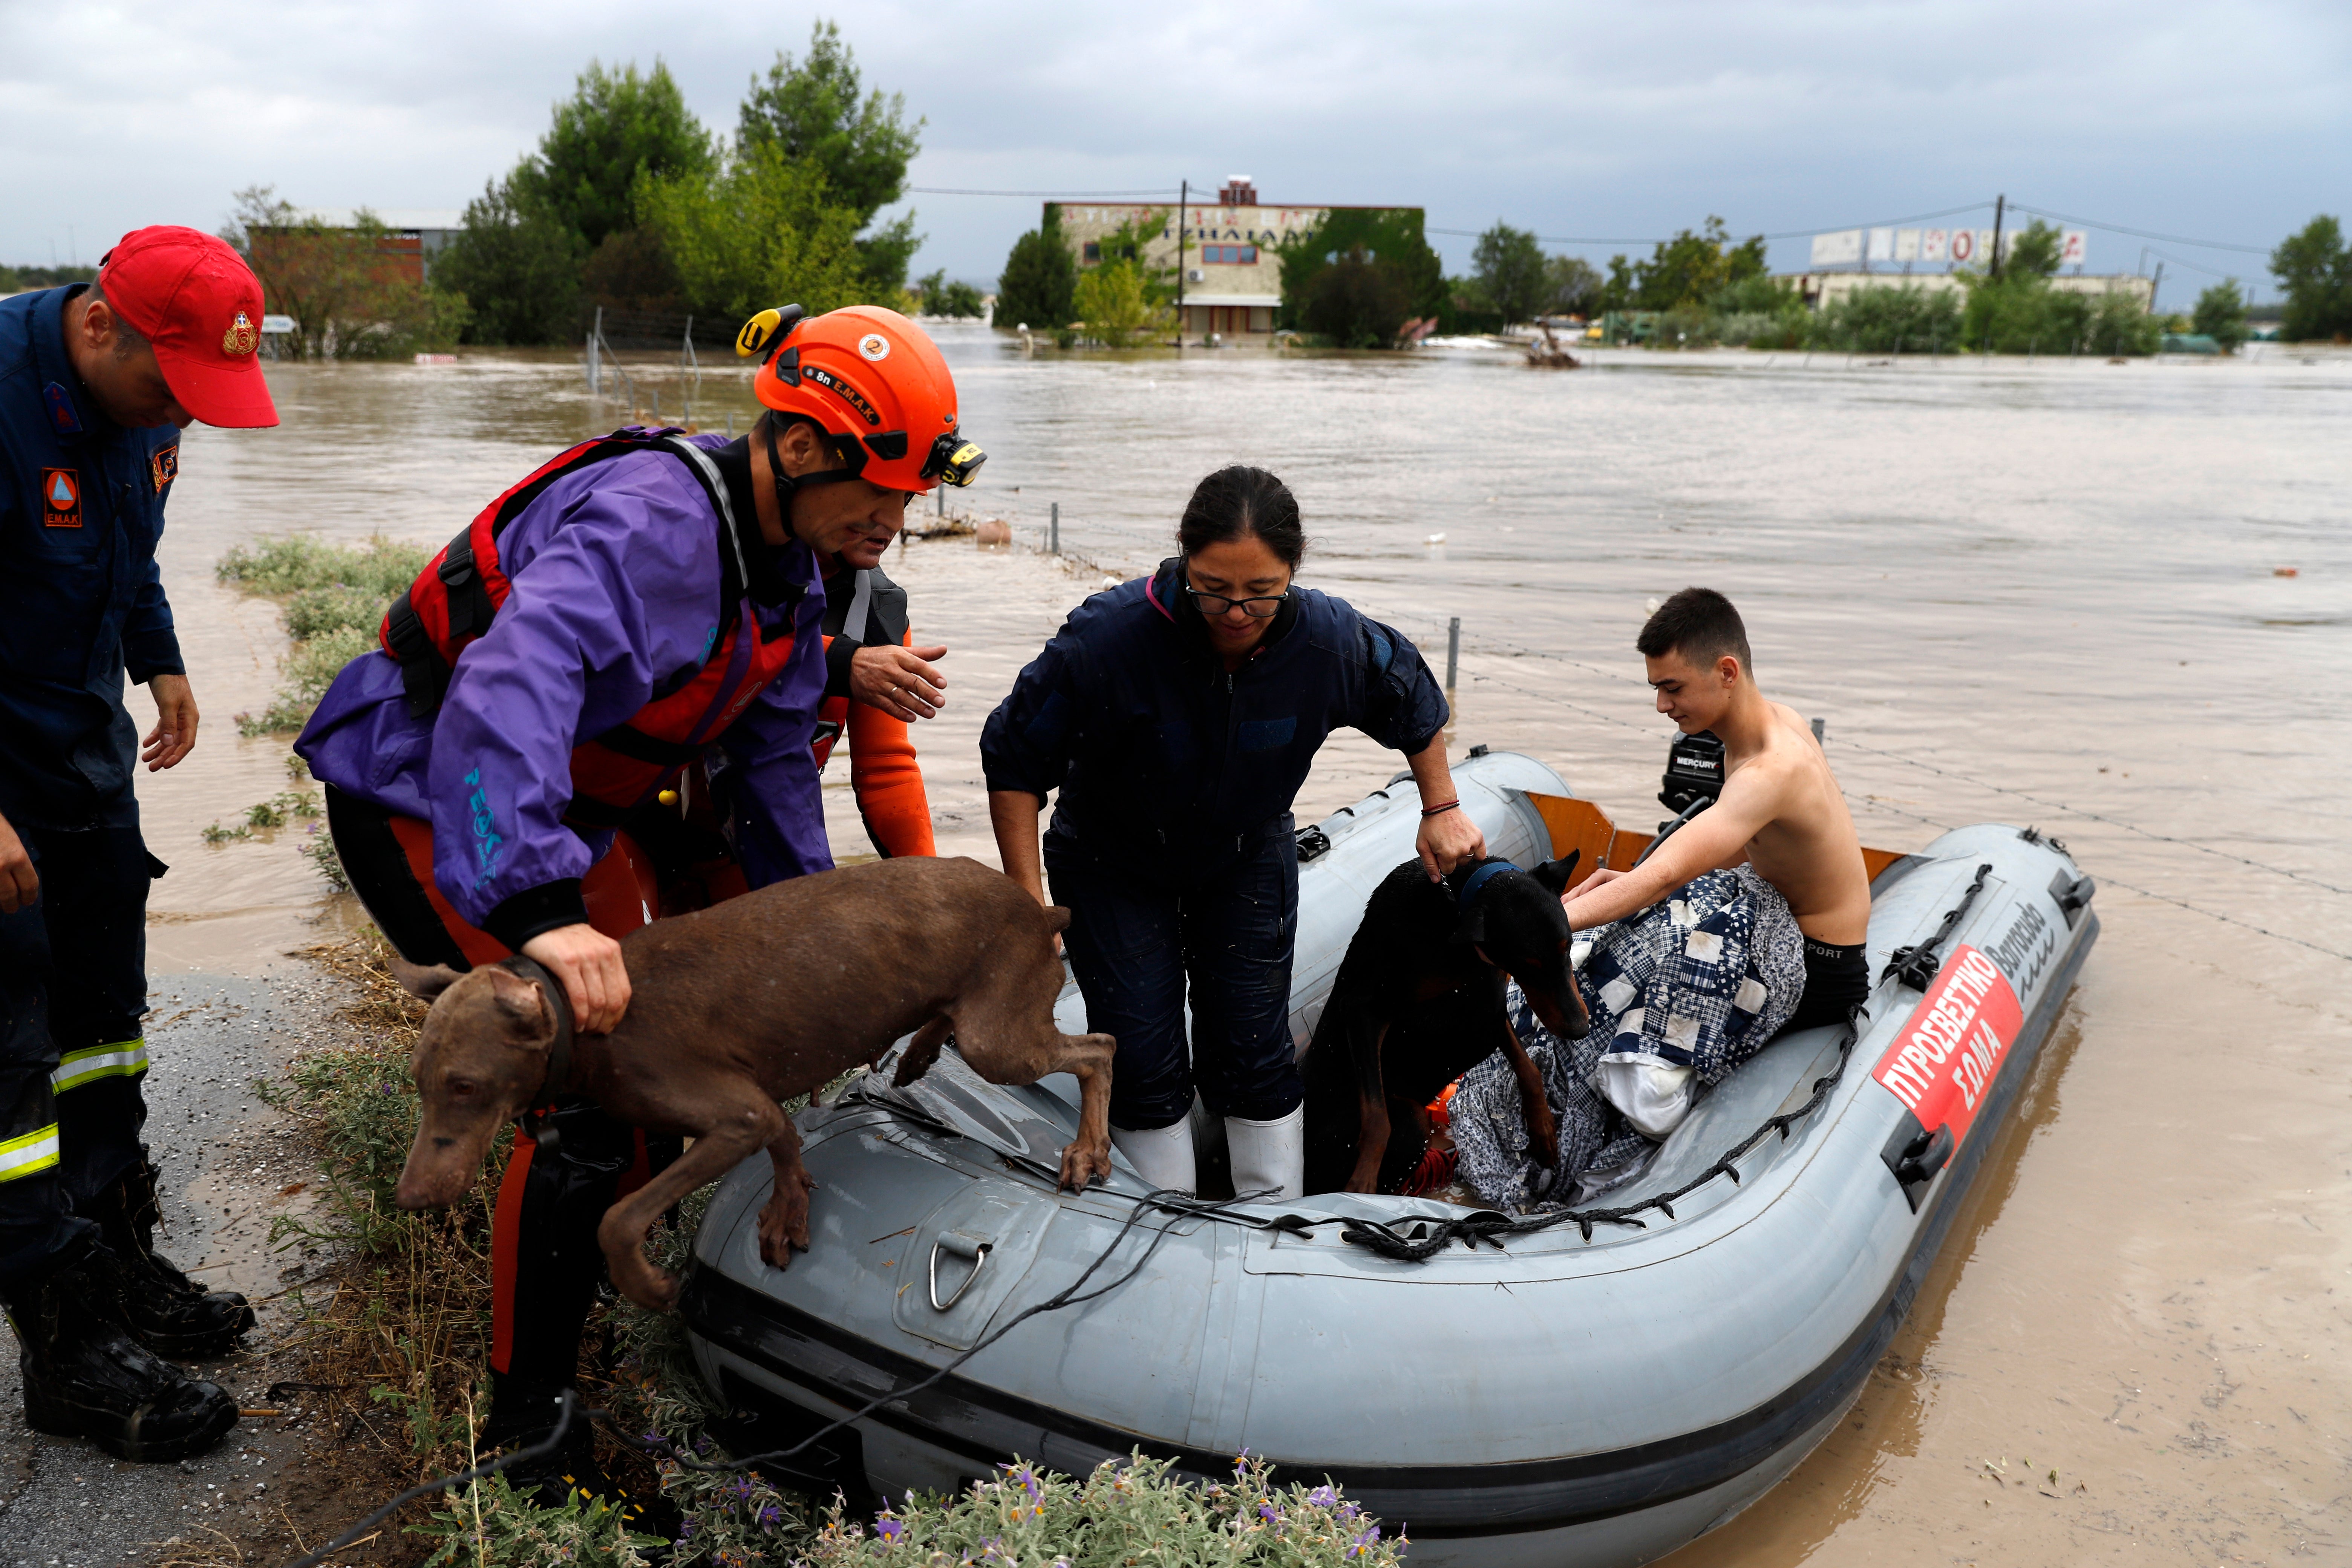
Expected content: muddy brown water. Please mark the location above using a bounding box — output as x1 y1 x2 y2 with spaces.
132 330 2349 1565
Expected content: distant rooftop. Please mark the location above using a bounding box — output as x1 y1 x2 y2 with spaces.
293 208 466 232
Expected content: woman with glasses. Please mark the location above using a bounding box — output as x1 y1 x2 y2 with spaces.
982 466 1482 1200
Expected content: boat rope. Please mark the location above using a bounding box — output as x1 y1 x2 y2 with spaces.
1860 792 2352 966
1330 1002 1865 1263
1882 862 1993 988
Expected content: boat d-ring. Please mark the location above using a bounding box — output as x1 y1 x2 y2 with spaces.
929 1231 993 1311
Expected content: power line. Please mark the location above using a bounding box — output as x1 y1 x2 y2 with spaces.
1429 201 1995 249
903 186 1180 198
2008 203 2272 256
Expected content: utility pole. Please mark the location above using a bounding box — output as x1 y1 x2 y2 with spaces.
2149 262 2164 314
1174 179 1190 347
1989 194 2006 281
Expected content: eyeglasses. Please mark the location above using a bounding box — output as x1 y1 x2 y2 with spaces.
1183 583 1291 619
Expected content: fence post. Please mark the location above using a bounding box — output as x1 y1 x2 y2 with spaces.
1445 616 1461 697
1050 502 1060 554
587 307 602 395
937 484 945 518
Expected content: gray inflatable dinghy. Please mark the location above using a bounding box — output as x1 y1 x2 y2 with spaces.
681 749 2098 1567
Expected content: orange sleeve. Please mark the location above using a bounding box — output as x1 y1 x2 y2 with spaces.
845 630 936 858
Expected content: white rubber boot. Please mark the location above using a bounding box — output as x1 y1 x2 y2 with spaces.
1110 1118 1197 1193
1225 1106 1305 1201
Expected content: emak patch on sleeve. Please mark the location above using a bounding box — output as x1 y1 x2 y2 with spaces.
41 467 81 528
152 445 179 494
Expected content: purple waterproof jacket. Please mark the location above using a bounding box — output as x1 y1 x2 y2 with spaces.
296 432 830 945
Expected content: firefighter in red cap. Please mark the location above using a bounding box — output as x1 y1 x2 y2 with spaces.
0 227 279 1461
297 302 980 1494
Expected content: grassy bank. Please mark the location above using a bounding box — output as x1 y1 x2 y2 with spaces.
254 933 1412 1567
217 534 430 737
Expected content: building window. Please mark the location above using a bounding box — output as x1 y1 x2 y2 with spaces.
1200 244 1259 265
1081 241 1101 264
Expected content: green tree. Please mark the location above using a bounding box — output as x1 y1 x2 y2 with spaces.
996 205 1078 329
1277 207 1444 338
2005 219 2065 280
1300 247 1416 347
1543 254 1602 316
223 187 466 359
511 60 713 253
916 270 985 318
1634 217 1766 310
635 141 866 326
2269 215 2352 343
1470 222 1547 324
2191 280 2249 352
430 178 585 345
1073 258 1167 347
740 21 925 293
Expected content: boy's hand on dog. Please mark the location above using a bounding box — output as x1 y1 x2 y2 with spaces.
522 923 632 1033
1416 808 1487 882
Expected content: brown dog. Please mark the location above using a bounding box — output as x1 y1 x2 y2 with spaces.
389 856 1116 1310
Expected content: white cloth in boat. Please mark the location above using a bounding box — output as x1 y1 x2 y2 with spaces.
1580 866 1805 1136
1449 868 1805 1211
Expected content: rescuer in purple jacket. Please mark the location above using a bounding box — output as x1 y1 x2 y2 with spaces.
297 303 982 1497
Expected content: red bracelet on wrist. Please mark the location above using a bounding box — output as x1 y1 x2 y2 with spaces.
1420 799 1461 818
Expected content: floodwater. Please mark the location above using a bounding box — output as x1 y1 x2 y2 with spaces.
144 327 2350 1564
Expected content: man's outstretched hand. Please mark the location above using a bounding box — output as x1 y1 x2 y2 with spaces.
522 923 631 1034
141 673 199 770
0 811 38 915
850 642 948 722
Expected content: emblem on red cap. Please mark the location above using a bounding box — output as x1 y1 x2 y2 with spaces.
222 311 259 358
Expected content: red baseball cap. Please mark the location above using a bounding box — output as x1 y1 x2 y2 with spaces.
98 226 280 428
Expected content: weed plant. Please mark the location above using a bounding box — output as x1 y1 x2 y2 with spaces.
217 534 429 738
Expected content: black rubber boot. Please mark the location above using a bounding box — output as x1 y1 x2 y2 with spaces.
5 1248 240 1462
478 1372 607 1507
81 1159 254 1358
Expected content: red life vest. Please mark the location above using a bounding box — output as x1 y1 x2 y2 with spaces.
380 430 799 830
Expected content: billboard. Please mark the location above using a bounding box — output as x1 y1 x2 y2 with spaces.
2061 229 2087 267
1922 228 1948 261
1811 229 1863 266
1894 228 1921 262
1867 227 1896 262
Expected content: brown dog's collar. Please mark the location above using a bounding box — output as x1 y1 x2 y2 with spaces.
498 954 576 1098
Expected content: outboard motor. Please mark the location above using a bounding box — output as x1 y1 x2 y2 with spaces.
1658 730 1726 833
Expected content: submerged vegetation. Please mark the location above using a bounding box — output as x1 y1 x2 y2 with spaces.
217 533 428 736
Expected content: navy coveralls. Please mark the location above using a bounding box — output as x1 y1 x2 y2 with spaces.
981 558 1447 1131
0 285 185 1285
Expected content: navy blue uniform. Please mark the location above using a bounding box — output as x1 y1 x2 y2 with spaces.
0 285 184 1283
982 559 1446 1129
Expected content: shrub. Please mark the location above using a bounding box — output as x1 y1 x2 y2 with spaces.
797 1451 1410 1568
1811 285 1963 353
218 534 428 738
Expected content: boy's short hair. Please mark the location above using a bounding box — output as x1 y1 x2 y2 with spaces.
1638 587 1753 674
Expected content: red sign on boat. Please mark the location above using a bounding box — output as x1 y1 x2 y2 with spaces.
1871 945 2024 1148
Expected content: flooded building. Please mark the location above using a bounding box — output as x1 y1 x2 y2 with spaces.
1050 179 1421 341
1778 270 2156 311
246 208 465 287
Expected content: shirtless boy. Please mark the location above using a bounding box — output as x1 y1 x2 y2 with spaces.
1563 587 1873 1032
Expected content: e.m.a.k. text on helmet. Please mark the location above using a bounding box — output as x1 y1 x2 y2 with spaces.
736 304 984 492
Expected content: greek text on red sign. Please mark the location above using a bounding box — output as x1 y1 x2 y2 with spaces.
1871 945 2023 1148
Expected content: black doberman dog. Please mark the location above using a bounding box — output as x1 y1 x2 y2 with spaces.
1303 854 1592 1195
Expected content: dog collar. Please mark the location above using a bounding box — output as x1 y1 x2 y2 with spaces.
498 954 576 1097
1456 858 1519 906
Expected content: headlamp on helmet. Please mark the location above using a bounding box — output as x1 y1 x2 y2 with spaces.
925 432 986 488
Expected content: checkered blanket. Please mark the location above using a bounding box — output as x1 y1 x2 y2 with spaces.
1449 868 1805 1212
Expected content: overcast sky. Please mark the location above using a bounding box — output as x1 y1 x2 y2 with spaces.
6 0 2346 308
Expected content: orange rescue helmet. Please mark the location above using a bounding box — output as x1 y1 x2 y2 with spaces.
737 303 984 493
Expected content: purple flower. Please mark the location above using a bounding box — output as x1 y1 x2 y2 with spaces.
875 1514 908 1545
1306 1486 1339 1508
1257 1501 1282 1525
1347 1524 1383 1559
